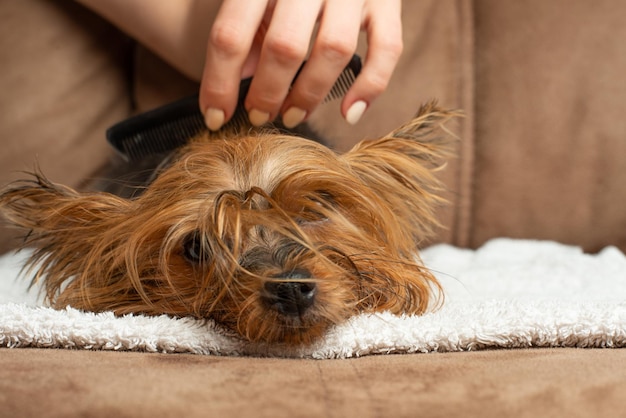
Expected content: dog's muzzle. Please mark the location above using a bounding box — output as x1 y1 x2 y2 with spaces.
262 269 316 316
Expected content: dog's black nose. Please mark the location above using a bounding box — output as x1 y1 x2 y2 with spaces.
263 270 316 316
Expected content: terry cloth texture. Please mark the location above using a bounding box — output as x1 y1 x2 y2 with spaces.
1 239 625 358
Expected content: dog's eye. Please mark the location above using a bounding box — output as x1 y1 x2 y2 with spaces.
314 190 335 204
298 190 335 223
182 232 211 263
311 190 337 211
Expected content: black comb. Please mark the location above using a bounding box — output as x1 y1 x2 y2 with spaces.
107 54 362 162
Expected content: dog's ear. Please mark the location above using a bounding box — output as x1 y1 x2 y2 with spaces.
343 102 459 240
0 173 131 300
345 101 458 163
0 173 129 238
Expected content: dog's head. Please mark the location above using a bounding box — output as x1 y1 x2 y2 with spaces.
0 103 455 345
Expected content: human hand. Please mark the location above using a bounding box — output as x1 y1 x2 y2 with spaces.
200 0 403 131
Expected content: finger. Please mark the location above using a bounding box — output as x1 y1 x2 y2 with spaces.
200 0 268 130
342 0 403 125
244 0 323 127
281 0 363 129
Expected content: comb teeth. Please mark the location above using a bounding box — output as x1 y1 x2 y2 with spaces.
121 113 206 162
107 55 362 162
324 54 362 104
323 68 356 103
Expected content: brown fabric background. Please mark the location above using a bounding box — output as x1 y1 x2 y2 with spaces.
2 348 625 418
0 0 133 253
472 0 626 252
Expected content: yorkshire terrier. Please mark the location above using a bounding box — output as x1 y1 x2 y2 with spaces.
0 103 455 346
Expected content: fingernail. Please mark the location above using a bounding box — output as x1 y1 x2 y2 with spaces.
282 107 307 129
346 100 367 125
204 108 225 131
248 108 270 126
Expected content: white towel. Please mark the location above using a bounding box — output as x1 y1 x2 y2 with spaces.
1 238 625 358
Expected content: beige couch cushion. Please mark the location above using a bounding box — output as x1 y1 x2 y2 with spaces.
0 0 132 253
1 348 625 417
472 0 626 252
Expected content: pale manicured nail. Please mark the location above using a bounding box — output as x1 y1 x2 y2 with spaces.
248 108 270 126
345 100 367 125
282 107 307 129
204 107 225 131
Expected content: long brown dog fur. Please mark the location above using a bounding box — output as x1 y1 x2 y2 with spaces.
0 102 457 345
